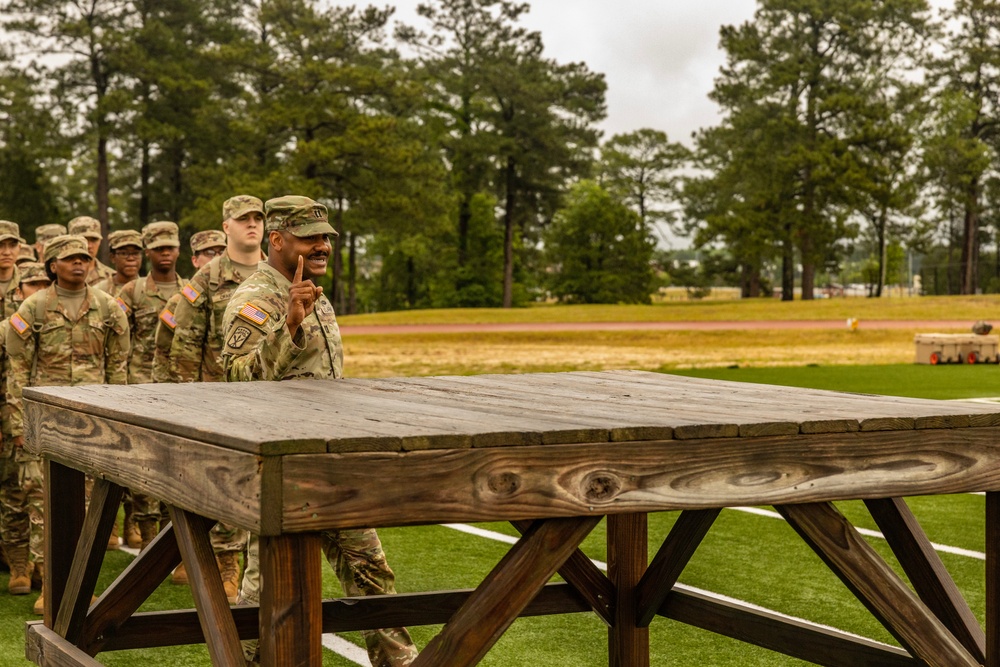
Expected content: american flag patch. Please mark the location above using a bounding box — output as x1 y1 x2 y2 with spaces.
10 313 28 334
116 297 130 313
182 284 200 304
159 308 177 330
237 303 269 326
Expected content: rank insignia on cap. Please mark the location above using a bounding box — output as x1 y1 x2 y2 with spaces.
159 308 177 330
237 303 269 326
182 284 200 304
116 297 130 313
10 313 28 334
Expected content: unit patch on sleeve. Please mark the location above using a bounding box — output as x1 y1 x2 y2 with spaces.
227 325 252 349
159 308 177 330
182 284 200 304
237 303 269 327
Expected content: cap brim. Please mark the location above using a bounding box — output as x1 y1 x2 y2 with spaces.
230 207 265 220
110 243 143 251
54 251 93 260
81 233 102 240
287 222 338 237
146 241 180 249
0 234 19 243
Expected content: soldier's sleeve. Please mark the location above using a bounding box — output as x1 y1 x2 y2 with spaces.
169 278 209 382
104 298 130 385
5 304 35 439
222 299 305 382
152 299 179 383
0 322 9 442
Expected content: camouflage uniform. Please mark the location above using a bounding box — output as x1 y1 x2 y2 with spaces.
93 229 143 298
0 222 28 589
222 196 417 667
4 235 130 571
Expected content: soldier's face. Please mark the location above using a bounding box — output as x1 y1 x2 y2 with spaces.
111 246 142 278
192 245 224 270
276 231 331 280
53 254 90 289
0 238 18 271
20 281 49 298
146 246 179 273
85 237 101 258
223 212 264 253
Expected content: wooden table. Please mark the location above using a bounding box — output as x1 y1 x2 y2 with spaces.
20 370 1000 667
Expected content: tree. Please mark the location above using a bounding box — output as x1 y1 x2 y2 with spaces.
544 181 654 304
699 0 930 299
600 128 689 238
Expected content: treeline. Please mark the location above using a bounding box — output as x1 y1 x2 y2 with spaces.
2 0 998 309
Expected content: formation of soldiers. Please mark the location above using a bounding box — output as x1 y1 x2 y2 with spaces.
0 195 418 667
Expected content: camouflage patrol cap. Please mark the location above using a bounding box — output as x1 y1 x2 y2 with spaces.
264 195 337 237
190 229 228 252
43 235 92 263
17 244 35 264
108 229 143 251
67 216 103 240
18 262 49 284
0 220 19 244
223 195 264 222
34 224 67 245
142 221 180 249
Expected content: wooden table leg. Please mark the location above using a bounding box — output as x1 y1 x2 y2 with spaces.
412 516 601 667
608 513 649 667
44 460 86 629
55 478 124 645
987 492 1000 667
258 533 323 667
778 502 980 667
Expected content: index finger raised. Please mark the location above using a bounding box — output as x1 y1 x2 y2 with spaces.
293 255 304 283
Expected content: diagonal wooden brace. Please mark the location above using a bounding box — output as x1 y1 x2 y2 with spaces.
777 502 980 667
413 516 601 667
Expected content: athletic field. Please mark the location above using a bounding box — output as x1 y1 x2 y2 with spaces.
5 297 999 665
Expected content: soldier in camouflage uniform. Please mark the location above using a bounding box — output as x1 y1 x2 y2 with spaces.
151 230 226 384
222 196 418 667
0 221 28 593
67 217 115 286
32 224 65 260
114 223 185 550
168 199 263 599
93 230 143 297
5 235 129 615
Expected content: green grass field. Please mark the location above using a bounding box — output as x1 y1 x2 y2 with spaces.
7 297 1000 667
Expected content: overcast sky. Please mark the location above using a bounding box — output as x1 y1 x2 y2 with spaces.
387 0 955 147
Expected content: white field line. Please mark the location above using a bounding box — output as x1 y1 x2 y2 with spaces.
731 506 985 560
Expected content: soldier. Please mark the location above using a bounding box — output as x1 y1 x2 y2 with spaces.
93 230 143 297
167 198 263 600
66 217 115 286
5 235 130 614
0 221 30 594
222 196 418 667
32 224 66 259
16 240 35 266
151 229 227 384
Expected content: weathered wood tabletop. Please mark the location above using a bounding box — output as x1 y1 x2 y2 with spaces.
20 370 1000 667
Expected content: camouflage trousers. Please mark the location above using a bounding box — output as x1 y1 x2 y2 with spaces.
239 529 418 666
130 489 247 555
0 448 29 555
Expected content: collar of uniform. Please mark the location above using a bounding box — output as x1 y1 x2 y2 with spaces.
144 273 185 293
257 260 291 291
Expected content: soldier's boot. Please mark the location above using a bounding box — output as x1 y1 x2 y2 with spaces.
171 563 189 586
138 520 158 550
107 521 120 550
7 545 31 595
31 562 44 615
31 561 42 589
217 553 240 604
124 512 142 549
